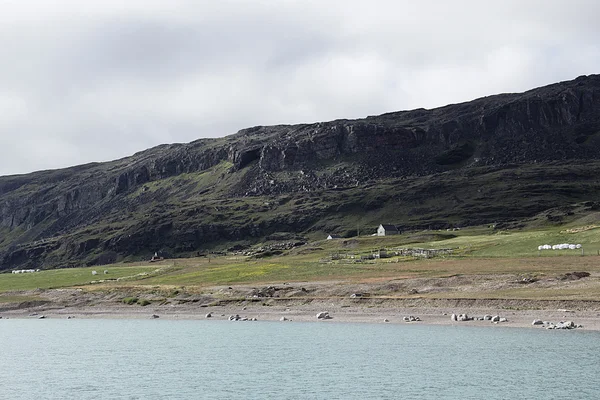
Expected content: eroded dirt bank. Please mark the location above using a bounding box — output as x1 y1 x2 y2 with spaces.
2 278 600 331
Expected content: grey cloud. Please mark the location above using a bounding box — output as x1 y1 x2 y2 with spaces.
0 0 599 175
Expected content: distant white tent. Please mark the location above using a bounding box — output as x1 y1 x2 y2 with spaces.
539 243 582 251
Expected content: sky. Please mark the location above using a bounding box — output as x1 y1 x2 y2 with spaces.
0 0 598 176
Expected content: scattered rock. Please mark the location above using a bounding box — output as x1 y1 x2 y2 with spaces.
383 319 389 323
451 313 507 324
518 276 538 284
205 312 212 318
556 321 575 329
151 314 159 319
532 320 544 325
228 314 256 322
280 316 289 321
457 314 471 322
38 315 46 319
316 312 332 320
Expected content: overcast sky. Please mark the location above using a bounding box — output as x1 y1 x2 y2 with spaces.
0 0 598 176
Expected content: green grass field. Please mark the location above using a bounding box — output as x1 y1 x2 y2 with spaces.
1 223 599 300
0 265 160 292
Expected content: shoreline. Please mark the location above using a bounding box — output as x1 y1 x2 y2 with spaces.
3 300 599 331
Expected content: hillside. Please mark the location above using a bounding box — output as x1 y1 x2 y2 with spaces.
1 74 600 270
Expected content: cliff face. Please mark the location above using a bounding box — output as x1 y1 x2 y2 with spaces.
1 74 600 269
230 74 600 171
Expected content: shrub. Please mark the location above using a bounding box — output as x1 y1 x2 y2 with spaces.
122 297 139 305
138 299 151 306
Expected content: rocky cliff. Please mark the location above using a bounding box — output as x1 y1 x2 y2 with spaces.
1 74 600 270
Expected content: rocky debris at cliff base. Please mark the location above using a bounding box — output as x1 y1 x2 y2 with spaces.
402 316 421 322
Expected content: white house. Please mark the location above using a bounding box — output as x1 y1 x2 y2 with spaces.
377 224 399 236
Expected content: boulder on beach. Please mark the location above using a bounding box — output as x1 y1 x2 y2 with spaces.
451 314 457 322
555 321 576 329
316 312 331 320
532 320 544 325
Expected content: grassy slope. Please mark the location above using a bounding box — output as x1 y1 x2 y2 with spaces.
3 159 600 271
0 265 160 292
2 219 600 302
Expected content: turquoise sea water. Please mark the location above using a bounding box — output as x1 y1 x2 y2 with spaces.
1 319 599 399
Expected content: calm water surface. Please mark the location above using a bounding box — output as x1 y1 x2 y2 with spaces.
1 319 599 399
